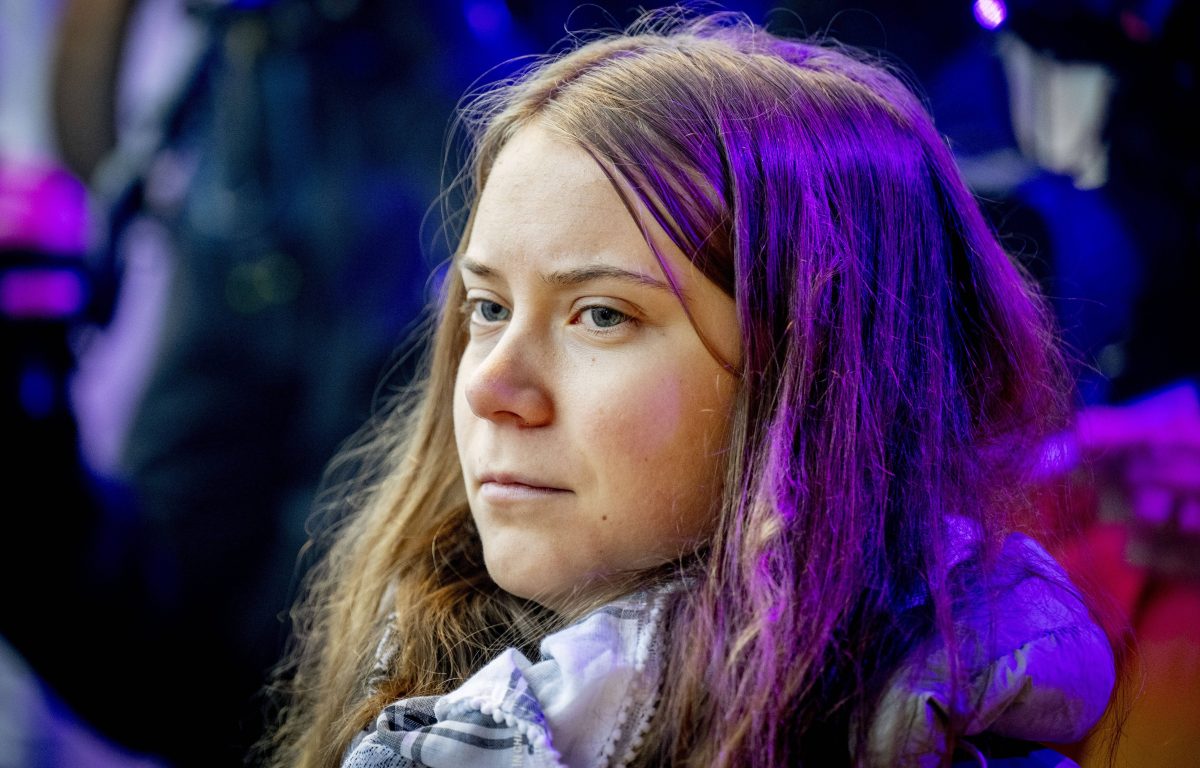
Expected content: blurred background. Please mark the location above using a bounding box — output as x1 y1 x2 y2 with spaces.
1 0 1196 766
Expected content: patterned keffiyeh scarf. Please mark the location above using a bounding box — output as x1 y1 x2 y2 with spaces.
342 586 673 768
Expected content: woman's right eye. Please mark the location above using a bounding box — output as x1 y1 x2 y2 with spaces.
469 299 511 323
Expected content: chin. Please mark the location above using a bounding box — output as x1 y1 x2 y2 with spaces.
496 581 568 612
485 561 560 604
490 568 603 614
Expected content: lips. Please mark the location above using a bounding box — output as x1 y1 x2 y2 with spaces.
476 471 572 502
478 471 569 492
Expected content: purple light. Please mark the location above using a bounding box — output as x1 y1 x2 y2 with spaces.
0 162 89 254
0 270 86 319
973 0 1007 30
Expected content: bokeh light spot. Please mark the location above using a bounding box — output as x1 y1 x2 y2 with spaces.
973 0 1007 30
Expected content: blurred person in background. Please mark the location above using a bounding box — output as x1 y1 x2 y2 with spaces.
10 0 451 764
2 0 163 764
994 2 1200 766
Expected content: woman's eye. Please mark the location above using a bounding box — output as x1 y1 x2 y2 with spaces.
472 300 511 323
580 306 630 329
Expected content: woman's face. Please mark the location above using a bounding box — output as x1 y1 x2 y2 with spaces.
452 124 741 610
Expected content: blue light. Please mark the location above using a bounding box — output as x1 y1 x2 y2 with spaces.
19 363 57 419
973 0 1007 30
463 0 512 42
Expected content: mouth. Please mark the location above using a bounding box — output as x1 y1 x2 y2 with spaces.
477 472 572 501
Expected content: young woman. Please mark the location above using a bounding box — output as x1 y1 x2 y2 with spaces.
265 13 1115 768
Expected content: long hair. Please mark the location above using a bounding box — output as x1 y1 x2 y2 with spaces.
263 12 1070 768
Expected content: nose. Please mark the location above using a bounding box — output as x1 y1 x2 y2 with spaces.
463 331 554 428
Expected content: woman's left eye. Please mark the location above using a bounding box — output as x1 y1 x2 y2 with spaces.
578 305 631 330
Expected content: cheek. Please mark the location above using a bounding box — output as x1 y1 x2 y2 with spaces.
581 365 731 513
579 372 685 468
637 377 687 448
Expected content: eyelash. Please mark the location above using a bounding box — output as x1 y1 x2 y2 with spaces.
461 298 638 335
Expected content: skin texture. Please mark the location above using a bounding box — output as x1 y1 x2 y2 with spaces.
452 123 741 611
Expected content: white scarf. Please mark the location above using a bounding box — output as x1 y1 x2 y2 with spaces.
343 586 671 768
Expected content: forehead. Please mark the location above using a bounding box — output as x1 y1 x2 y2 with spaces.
467 124 652 268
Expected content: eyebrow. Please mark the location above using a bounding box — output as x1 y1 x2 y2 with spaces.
459 256 677 294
